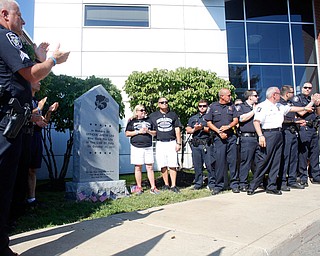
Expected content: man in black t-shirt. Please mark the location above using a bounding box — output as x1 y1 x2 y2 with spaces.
149 97 182 193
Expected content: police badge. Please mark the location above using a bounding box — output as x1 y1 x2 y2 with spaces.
6 32 22 49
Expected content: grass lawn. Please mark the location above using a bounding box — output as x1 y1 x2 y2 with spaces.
10 170 213 235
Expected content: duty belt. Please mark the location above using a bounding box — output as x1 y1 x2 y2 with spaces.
240 132 256 137
262 128 282 132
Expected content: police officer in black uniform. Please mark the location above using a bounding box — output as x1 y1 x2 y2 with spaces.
292 82 320 186
0 1 69 255
186 100 215 190
236 90 259 192
205 88 239 195
278 86 304 190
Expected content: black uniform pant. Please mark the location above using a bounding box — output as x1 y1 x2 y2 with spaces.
214 134 238 190
191 143 215 189
239 136 258 188
0 130 23 255
249 131 283 191
298 127 320 182
279 129 298 186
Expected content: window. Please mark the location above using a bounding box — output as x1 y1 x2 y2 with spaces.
84 5 149 27
225 0 318 98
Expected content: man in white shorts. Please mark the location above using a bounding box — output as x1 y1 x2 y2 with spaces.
149 97 182 193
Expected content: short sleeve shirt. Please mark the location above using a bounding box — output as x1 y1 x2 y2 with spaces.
254 99 290 129
204 102 238 129
292 94 317 122
236 101 255 133
149 110 182 141
125 117 154 148
0 25 33 107
187 113 209 139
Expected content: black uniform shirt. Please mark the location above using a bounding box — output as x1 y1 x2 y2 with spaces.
0 25 33 110
187 113 209 139
279 97 295 124
125 117 154 148
149 110 182 141
204 102 237 133
236 101 255 133
292 94 316 122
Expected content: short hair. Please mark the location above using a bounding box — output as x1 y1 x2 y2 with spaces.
243 89 257 100
266 87 279 99
0 0 19 10
198 99 208 105
280 85 293 96
218 88 230 97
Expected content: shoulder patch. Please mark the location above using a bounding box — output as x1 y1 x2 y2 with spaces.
256 107 262 112
6 32 22 49
292 96 299 103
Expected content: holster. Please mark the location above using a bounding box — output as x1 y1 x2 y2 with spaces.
3 98 31 139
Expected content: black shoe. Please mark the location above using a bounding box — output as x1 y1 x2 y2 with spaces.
232 187 240 193
311 179 320 184
170 186 180 193
289 182 304 189
212 189 221 195
280 185 291 192
300 181 309 187
162 185 171 190
191 186 202 190
239 186 248 192
206 186 214 192
266 189 282 195
247 189 254 195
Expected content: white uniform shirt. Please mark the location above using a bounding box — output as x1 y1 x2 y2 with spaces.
254 99 291 129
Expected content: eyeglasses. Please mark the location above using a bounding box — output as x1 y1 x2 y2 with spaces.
288 91 294 94
198 105 208 108
303 87 312 90
138 109 146 112
251 95 258 97
159 101 168 104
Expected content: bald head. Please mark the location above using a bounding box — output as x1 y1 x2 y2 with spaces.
0 0 24 35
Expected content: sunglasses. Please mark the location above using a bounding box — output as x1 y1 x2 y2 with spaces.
198 105 208 108
303 87 312 89
159 101 168 104
138 109 146 112
251 95 258 97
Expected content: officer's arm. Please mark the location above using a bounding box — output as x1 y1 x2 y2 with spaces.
254 120 266 147
186 126 193 134
239 110 254 122
207 121 219 134
18 45 70 83
290 106 313 114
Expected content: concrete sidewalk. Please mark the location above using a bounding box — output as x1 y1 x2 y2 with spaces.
10 183 320 256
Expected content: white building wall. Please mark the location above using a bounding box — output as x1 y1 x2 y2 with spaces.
33 0 228 177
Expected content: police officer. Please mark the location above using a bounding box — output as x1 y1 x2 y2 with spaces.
186 100 215 190
247 87 312 196
236 90 259 192
279 86 304 191
205 88 239 195
292 82 320 186
0 1 69 255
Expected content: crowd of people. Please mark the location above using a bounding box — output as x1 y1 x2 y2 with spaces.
126 84 320 199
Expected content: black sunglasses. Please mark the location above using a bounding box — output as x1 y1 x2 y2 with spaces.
159 101 168 104
198 105 208 108
303 87 312 89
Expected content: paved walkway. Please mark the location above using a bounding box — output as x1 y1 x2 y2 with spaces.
10 183 320 256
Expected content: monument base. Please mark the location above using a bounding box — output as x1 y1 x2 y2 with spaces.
65 180 129 202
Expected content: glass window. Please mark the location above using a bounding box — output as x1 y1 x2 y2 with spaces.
289 0 313 23
84 5 149 27
249 65 293 100
245 0 288 22
247 23 291 63
292 24 316 64
295 66 319 93
225 0 244 20
229 65 248 99
226 22 246 63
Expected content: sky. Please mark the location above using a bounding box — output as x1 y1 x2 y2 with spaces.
17 0 35 39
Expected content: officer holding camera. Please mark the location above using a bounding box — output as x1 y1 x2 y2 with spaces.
186 100 215 190
0 1 69 255
292 82 320 186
